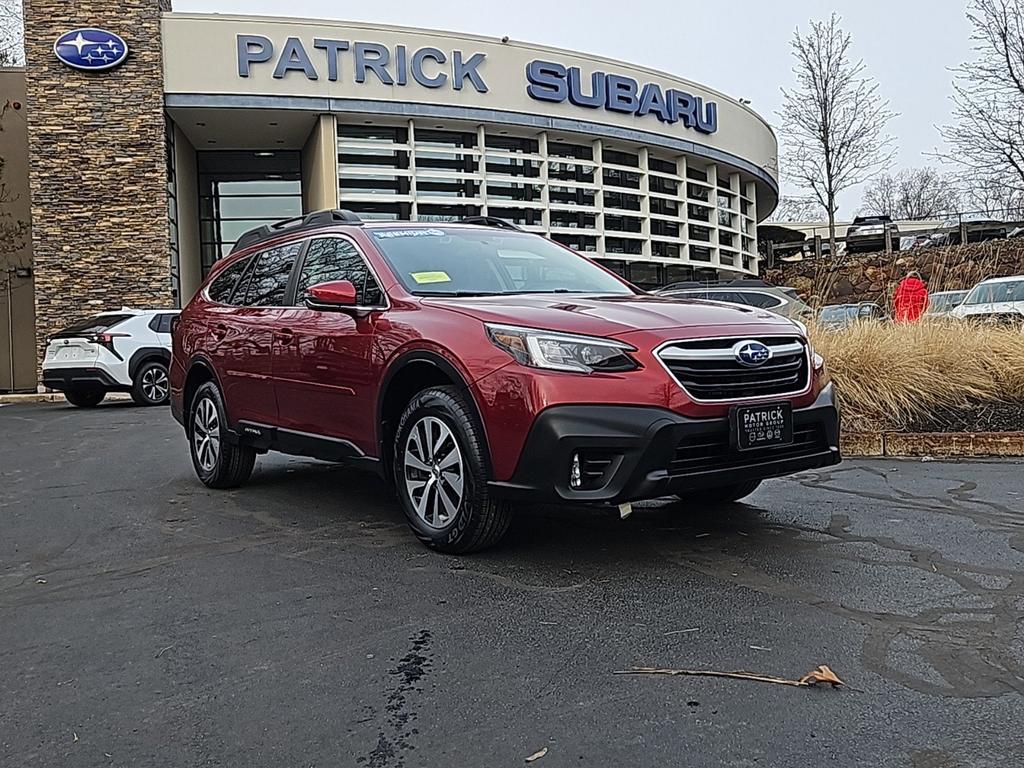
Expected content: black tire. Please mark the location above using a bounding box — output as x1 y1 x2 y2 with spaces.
64 388 105 408
131 360 170 406
188 381 255 489
677 480 762 505
393 386 512 553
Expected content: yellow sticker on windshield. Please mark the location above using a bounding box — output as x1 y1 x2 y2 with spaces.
410 271 451 284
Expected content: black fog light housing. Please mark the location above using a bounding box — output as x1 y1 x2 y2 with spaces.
568 449 620 491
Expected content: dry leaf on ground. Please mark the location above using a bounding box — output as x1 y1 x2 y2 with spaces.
525 746 549 762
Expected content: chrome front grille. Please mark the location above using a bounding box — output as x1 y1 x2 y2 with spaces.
657 336 810 402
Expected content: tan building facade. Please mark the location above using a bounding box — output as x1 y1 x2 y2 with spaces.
9 2 779 390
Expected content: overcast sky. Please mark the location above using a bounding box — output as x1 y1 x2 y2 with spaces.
173 0 975 217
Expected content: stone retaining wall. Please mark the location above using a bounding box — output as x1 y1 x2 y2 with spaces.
763 239 1024 307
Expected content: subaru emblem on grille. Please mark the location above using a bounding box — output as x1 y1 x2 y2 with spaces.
733 340 772 367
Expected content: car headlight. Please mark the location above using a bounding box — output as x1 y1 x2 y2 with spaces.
486 324 639 373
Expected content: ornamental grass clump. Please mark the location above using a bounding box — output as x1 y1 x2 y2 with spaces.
809 321 1024 431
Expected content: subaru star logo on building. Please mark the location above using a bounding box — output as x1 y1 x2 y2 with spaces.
53 28 129 71
733 340 772 367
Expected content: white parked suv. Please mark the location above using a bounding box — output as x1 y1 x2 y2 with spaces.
42 308 179 407
949 276 1024 325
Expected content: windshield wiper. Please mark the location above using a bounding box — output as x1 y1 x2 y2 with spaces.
416 290 504 297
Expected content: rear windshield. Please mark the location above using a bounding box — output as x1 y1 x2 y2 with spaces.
368 227 634 297
819 305 857 321
53 313 133 338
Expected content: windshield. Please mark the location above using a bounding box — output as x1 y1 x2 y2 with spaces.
369 227 635 297
928 292 967 312
964 281 1024 305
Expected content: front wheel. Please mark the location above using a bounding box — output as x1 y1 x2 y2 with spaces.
64 388 105 408
189 381 255 489
393 386 512 553
676 480 762 505
132 360 170 406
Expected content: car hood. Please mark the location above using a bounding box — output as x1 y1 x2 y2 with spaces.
422 293 802 339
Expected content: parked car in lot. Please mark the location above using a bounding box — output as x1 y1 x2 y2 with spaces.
949 276 1024 325
817 302 889 330
655 279 814 320
171 211 840 553
931 217 1007 246
42 308 179 407
845 215 900 253
924 290 968 317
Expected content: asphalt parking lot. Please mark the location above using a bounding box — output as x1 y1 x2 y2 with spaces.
2 402 1023 767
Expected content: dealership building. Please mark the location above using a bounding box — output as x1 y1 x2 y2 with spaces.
0 1 779 391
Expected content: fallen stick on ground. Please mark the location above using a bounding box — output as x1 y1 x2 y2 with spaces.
613 664 844 688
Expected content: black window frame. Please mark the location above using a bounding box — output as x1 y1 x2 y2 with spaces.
235 239 307 308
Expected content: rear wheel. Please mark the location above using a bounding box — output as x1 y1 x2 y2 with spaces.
131 360 170 406
393 386 512 553
189 381 255 489
677 480 762 505
64 388 105 408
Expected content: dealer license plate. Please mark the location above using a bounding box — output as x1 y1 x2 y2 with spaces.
731 402 793 451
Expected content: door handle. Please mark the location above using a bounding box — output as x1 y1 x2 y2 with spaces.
212 323 228 340
274 328 295 343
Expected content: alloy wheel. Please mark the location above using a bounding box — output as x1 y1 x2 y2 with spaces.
403 416 464 529
142 366 169 402
192 396 221 472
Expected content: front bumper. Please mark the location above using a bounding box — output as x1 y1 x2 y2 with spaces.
489 384 840 504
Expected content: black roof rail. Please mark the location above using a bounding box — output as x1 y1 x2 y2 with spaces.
230 209 363 254
460 216 524 231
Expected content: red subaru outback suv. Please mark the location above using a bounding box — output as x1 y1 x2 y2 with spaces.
171 210 840 552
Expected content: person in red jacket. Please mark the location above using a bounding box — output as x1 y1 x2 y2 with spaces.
893 271 930 322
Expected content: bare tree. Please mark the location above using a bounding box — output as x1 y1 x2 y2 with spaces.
960 172 1024 217
778 13 897 256
769 196 826 222
0 0 24 66
936 0 1024 205
860 168 961 219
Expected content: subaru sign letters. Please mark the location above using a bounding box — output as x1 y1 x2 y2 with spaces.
54 28 129 71
525 60 718 135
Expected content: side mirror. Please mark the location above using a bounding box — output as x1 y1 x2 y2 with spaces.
304 280 358 310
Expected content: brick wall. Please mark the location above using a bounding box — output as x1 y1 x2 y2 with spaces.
23 0 172 376
764 240 1024 308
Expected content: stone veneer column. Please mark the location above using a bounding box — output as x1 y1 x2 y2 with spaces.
23 0 172 378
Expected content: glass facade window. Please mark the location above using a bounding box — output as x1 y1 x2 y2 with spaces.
651 220 680 238
603 148 639 168
648 156 678 175
628 262 660 288
604 167 641 190
548 142 593 161
665 264 694 284
197 150 302 275
552 233 599 252
650 176 678 196
653 241 681 259
605 237 643 255
329 120 763 287
605 214 642 233
604 191 641 211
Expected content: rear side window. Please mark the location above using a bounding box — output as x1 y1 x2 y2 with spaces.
206 257 251 304
148 313 176 333
297 238 384 306
242 241 304 307
737 291 783 309
53 313 133 338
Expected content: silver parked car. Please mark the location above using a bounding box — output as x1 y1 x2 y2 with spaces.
655 279 814 319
